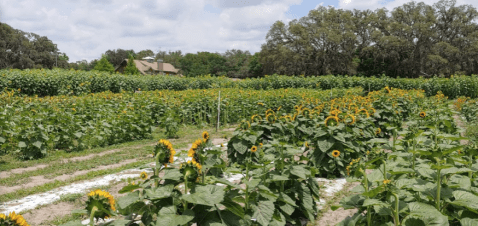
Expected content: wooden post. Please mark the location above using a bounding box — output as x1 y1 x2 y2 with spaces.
217 91 221 132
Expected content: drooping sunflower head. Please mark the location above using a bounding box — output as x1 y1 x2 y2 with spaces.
266 113 276 124
202 131 210 142
240 120 251 130
332 150 340 158
375 128 381 135
154 139 175 165
180 160 201 182
419 111 426 118
251 114 262 123
357 109 370 118
86 189 116 220
1 212 30 226
251 146 258 153
344 114 356 125
324 116 339 127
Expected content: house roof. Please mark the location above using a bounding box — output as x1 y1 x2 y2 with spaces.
120 59 180 75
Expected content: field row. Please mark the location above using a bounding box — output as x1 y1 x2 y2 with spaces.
2 69 478 98
0 87 362 160
48 87 478 225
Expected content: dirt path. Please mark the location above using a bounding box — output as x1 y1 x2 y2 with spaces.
0 143 155 180
0 159 138 195
15 138 230 225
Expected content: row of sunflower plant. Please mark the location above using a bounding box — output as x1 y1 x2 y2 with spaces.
335 92 478 225
58 130 321 226
0 87 361 160
226 87 426 177
2 68 478 99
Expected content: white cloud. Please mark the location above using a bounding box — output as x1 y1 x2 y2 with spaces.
0 0 301 62
2 0 478 62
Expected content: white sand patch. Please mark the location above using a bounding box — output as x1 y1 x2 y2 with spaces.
317 178 347 196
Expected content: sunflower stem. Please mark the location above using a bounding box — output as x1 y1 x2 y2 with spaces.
89 206 98 226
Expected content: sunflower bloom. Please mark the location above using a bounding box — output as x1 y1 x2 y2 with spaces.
202 131 210 142
251 146 258 153
332 150 340 158
140 171 148 180
375 128 381 135
324 116 339 127
383 179 391 185
419 111 426 118
1 212 30 226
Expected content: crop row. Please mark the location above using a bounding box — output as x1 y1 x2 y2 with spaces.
2 69 478 98
0 87 362 159
56 87 478 226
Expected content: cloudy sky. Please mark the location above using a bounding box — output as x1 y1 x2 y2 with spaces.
1 0 477 63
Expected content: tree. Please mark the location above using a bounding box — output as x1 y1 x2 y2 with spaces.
249 52 263 77
123 54 140 75
0 23 62 69
104 49 135 67
136 49 155 60
223 49 252 78
93 55 115 73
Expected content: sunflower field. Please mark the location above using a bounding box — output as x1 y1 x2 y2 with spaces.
0 87 361 159
51 84 478 226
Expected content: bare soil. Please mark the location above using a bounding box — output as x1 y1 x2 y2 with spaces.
22 202 78 226
0 164 49 179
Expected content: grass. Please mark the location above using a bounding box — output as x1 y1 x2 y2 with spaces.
0 124 236 203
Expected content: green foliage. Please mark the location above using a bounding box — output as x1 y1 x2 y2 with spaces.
3 69 478 98
0 87 360 159
123 54 140 75
93 55 115 74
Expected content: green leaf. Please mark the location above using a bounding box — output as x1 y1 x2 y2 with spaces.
279 202 295 216
402 202 449 226
252 201 275 226
290 165 310 179
182 185 225 206
460 218 478 226
104 220 132 226
116 191 140 210
317 136 334 152
450 190 478 213
0 137 5 143
279 193 297 207
155 209 195 226
162 168 182 181
18 141 26 148
232 140 248 154
362 199 387 207
32 141 42 149
245 179 261 190
145 184 174 200
269 210 286 226
118 184 141 194
221 197 245 218
214 178 241 189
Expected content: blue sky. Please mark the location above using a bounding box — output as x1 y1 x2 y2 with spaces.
0 0 476 63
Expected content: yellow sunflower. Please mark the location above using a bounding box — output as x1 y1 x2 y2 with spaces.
140 171 148 180
419 111 426 118
332 150 340 158
383 179 391 185
375 128 381 135
251 146 258 153
324 116 339 127
202 131 210 142
1 212 29 226
344 114 356 125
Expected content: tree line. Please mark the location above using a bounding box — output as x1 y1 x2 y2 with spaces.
1 0 477 78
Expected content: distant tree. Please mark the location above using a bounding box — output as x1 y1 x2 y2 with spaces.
136 49 155 60
123 54 140 75
104 49 135 67
93 55 115 73
248 52 263 77
0 23 62 69
223 49 252 78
